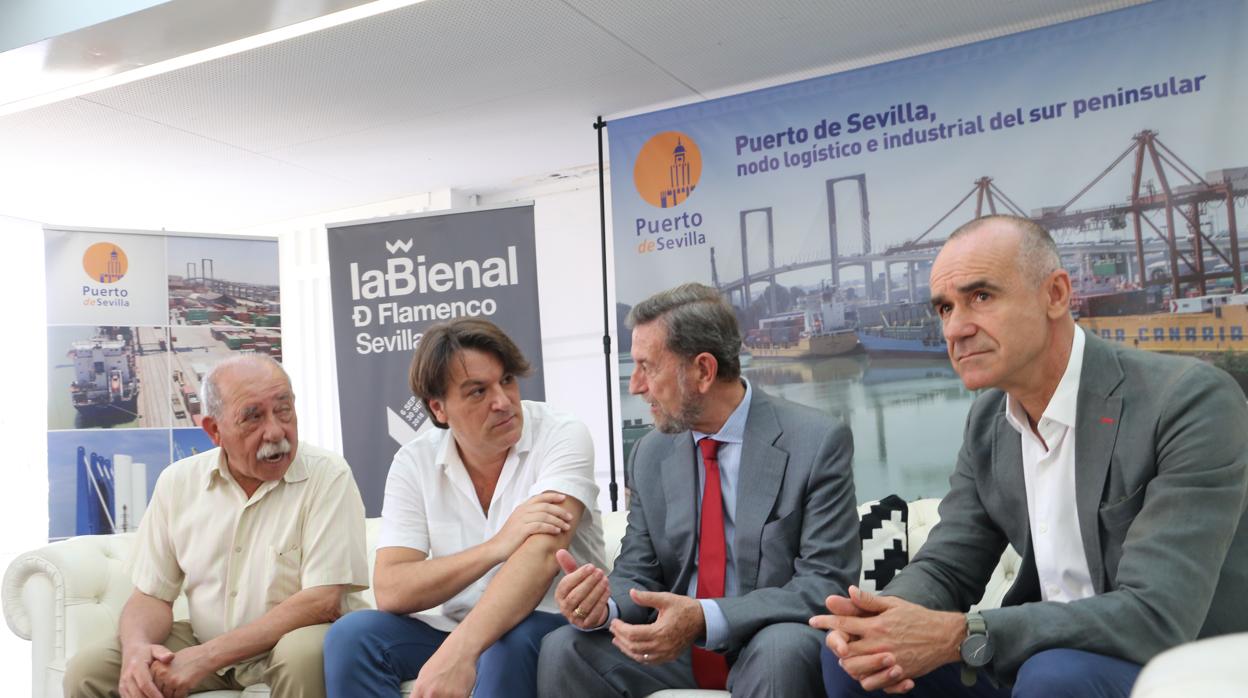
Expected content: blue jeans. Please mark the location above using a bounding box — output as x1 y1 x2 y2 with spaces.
822 645 1141 698
323 608 566 698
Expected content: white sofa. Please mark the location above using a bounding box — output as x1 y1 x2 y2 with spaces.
6 500 1021 698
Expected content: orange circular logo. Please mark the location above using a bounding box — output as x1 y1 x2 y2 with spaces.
83 242 128 284
633 131 702 208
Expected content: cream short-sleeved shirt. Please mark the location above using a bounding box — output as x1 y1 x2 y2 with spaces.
379 400 606 632
130 441 369 648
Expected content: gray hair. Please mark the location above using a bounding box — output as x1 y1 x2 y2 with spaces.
200 354 290 419
950 214 1061 287
627 283 742 381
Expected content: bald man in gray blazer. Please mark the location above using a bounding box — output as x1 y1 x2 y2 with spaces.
817 215 1248 698
539 283 859 697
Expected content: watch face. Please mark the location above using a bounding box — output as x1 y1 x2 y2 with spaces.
961 634 993 667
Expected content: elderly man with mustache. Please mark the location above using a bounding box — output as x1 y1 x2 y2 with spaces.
65 354 369 698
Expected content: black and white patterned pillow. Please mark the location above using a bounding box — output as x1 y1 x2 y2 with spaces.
859 495 909 593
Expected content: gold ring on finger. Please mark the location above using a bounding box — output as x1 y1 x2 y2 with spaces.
573 607 586 618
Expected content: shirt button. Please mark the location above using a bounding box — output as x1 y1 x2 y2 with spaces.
1046 585 1059 596
234 546 242 553
230 590 238 598
1038 523 1049 534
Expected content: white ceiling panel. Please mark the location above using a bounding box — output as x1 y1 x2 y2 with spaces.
564 0 1142 101
81 0 678 154
267 64 693 194
0 97 382 230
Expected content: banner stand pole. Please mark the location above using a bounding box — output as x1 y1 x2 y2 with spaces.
594 115 620 512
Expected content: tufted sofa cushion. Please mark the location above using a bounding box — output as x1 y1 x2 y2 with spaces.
1128 632 1248 697
5 499 1017 698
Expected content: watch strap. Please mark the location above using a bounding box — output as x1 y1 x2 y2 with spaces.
960 611 988 686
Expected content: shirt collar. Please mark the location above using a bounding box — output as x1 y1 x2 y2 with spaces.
1005 325 1085 434
435 401 531 471
692 378 752 445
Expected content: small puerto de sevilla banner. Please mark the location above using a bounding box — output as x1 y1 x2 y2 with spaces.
327 204 544 515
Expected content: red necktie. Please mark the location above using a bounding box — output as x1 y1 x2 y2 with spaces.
692 437 729 689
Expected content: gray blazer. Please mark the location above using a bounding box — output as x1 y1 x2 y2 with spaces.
885 332 1248 684
609 386 859 657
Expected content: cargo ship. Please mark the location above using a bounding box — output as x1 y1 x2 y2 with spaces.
1077 292 1248 353
746 290 860 359
855 305 946 356
69 330 140 418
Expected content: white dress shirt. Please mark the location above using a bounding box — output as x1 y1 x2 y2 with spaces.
1004 325 1095 603
379 400 606 632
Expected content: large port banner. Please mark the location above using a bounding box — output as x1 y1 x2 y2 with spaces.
327 204 544 516
608 0 1248 503
44 229 281 540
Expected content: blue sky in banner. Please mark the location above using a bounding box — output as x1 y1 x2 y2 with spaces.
609 0 1247 304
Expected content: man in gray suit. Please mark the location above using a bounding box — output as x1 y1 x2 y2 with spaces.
538 282 859 696
815 215 1248 697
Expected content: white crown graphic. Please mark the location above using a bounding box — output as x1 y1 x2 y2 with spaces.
385 238 414 254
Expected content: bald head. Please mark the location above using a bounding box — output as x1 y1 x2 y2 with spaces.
949 215 1061 288
201 354 291 419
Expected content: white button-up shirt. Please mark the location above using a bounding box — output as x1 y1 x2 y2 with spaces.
1004 325 1095 603
130 442 369 659
379 400 606 631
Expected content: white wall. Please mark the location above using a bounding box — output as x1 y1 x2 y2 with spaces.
0 214 51 698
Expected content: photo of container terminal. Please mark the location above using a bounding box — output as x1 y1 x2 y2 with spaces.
47 326 171 430
618 130 1248 501
167 235 280 327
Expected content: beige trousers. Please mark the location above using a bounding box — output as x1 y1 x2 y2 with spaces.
64 621 331 698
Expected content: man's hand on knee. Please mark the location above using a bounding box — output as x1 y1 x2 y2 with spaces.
608 589 705 664
810 588 918 694
825 586 963 693
410 645 476 698
151 644 216 698
811 591 871 658
119 643 172 698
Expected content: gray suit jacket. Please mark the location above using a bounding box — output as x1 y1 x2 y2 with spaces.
610 386 859 657
885 332 1248 683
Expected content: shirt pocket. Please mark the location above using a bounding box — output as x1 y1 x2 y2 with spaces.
265 543 302 608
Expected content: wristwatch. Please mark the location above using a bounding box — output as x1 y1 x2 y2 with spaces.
959 611 992 686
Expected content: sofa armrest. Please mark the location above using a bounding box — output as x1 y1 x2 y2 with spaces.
5 552 65 698
4 534 141 698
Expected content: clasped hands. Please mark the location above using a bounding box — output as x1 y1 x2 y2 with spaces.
554 549 706 664
120 643 215 698
809 585 964 694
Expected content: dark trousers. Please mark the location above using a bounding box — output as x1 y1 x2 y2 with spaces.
822 645 1142 698
323 608 565 698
